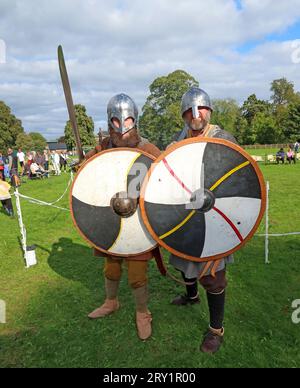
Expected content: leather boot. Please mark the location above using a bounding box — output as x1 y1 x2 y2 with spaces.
200 327 224 354
133 285 152 340
171 293 200 306
88 298 119 319
136 311 152 340
88 278 120 319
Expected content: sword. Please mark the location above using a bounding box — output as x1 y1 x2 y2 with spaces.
57 45 85 162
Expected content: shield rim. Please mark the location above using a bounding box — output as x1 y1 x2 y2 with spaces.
70 147 158 257
140 137 266 263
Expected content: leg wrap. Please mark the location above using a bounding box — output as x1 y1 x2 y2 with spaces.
105 277 120 300
181 272 198 298
132 285 149 313
207 290 226 330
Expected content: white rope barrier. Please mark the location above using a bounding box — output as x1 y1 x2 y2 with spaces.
12 173 74 268
253 181 300 263
16 194 70 212
44 171 73 206
256 232 300 237
13 172 73 212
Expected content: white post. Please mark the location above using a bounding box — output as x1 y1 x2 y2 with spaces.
14 188 37 268
14 188 27 265
265 181 270 264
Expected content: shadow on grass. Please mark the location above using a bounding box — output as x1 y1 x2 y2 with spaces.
40 238 104 293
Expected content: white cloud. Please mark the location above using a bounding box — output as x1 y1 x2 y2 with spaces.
0 0 300 139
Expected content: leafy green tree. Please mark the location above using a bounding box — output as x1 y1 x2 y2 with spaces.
57 136 66 144
233 114 253 145
15 133 34 151
251 112 278 144
0 101 24 152
139 70 199 149
270 79 300 142
281 101 300 141
270 78 297 106
239 92 279 144
272 105 289 143
15 132 47 152
29 132 47 151
241 94 271 126
64 104 96 149
211 99 239 135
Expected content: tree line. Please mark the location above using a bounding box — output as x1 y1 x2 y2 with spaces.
0 101 48 153
139 71 300 149
1 71 299 152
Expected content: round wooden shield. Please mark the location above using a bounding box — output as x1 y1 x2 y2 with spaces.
140 138 266 263
70 148 157 257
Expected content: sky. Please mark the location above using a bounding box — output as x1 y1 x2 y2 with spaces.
0 0 300 140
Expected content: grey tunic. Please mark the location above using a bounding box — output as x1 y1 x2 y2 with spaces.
169 125 238 279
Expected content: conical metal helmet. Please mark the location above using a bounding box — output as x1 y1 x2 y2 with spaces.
107 93 139 134
181 87 213 118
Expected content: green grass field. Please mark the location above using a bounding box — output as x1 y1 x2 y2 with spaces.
0 160 300 368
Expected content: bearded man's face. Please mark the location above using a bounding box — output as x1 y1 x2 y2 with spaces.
183 107 211 132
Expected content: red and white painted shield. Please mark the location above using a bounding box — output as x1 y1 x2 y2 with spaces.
140 138 266 263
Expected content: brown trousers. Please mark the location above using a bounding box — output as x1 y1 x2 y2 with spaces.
199 269 227 294
104 257 148 289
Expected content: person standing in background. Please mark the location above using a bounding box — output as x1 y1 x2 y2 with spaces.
3 154 10 180
59 151 67 173
35 152 44 166
0 152 5 181
27 152 33 166
51 151 61 176
0 170 14 217
43 149 50 177
17 148 25 176
7 148 18 176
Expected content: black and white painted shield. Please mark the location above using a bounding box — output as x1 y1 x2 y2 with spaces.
140 138 266 263
71 148 157 257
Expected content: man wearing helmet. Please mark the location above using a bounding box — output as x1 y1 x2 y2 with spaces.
169 87 237 354
85 93 161 341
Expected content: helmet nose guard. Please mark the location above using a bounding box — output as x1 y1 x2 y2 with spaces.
107 93 139 134
181 87 212 119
